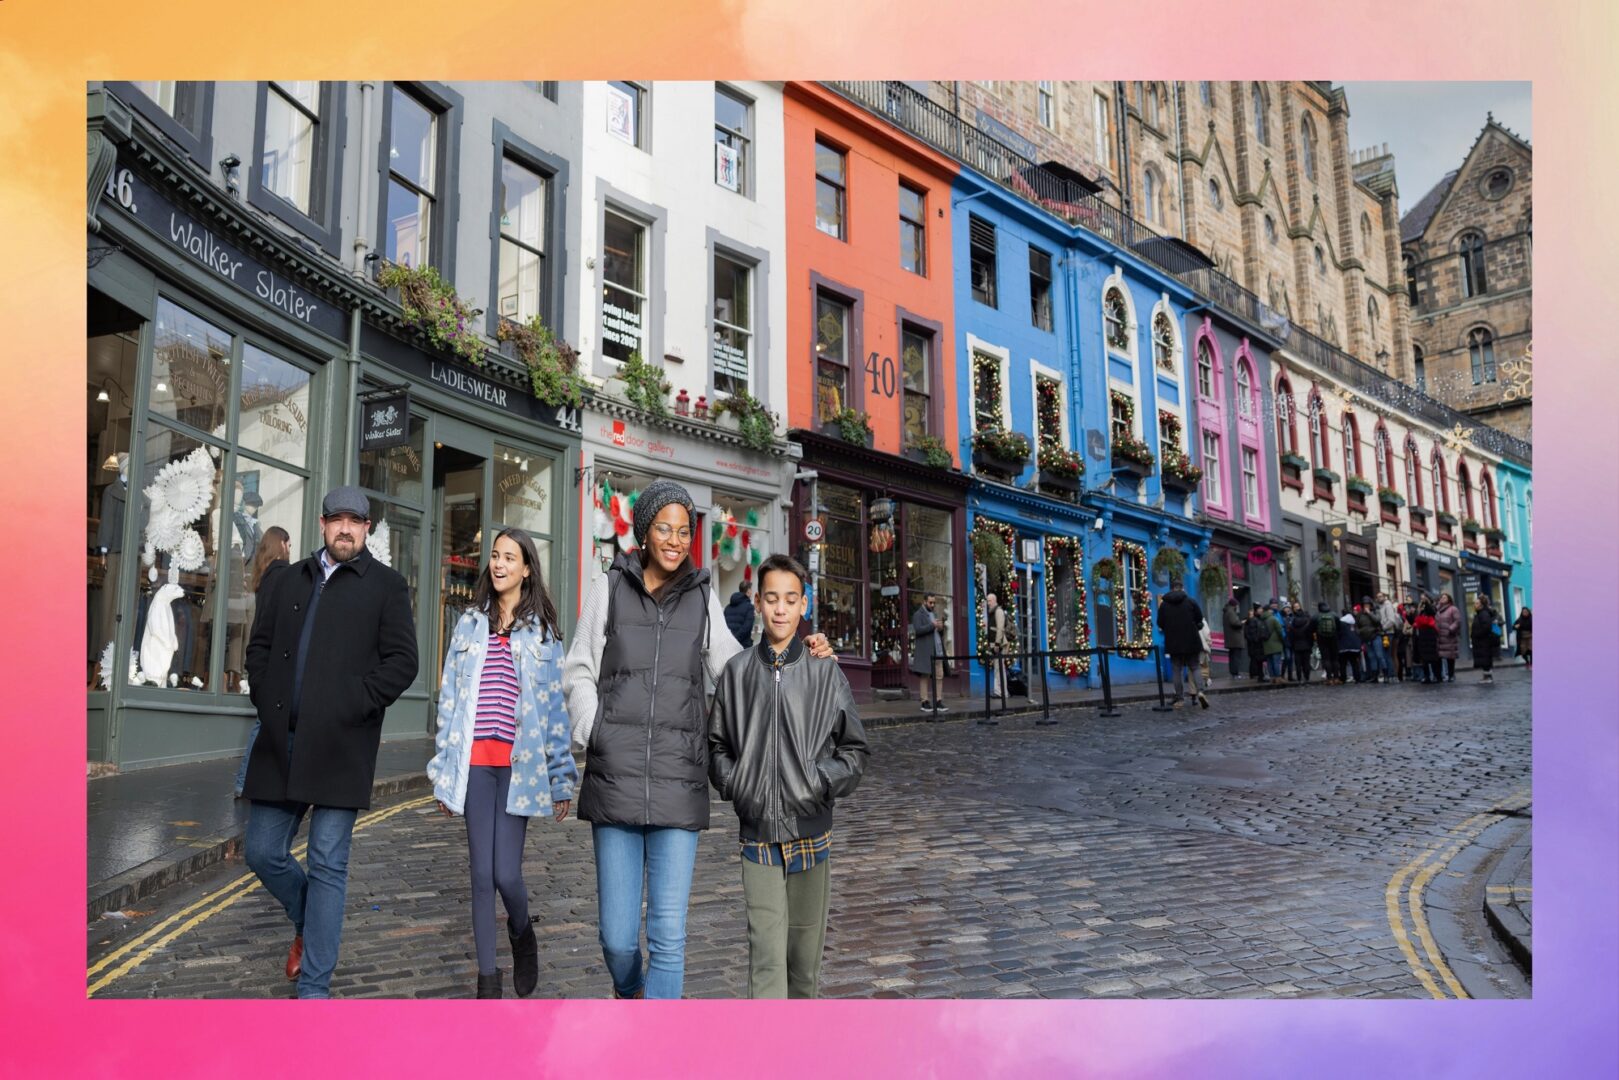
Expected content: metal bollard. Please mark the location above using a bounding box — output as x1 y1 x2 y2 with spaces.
978 652 997 726
1036 650 1055 725
1151 644 1175 712
1098 648 1121 718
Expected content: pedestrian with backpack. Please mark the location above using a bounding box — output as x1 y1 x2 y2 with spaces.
1315 602 1342 684
1287 603 1315 683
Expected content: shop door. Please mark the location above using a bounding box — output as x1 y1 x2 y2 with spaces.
426 418 491 726
1013 565 1041 689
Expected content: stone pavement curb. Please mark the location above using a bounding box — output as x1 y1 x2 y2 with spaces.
86 770 431 923
1482 823 1532 978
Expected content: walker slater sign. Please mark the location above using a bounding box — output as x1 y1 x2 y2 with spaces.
359 389 412 452
105 160 349 343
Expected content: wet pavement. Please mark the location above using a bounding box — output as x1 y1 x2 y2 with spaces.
88 668 1531 999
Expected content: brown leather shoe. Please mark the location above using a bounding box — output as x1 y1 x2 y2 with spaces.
285 935 304 981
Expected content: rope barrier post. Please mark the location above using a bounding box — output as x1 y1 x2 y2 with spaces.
1098 648 1121 718
978 651 997 726
1151 644 1175 712
1036 649 1055 725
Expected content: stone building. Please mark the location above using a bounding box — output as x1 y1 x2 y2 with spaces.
921 81 1410 379
1399 116 1532 440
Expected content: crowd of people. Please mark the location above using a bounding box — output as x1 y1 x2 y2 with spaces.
1160 581 1527 707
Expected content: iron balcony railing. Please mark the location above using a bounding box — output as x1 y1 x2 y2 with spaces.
821 80 1531 466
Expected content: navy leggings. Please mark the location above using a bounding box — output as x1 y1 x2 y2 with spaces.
465 766 530 975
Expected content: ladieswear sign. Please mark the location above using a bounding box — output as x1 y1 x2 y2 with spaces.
107 163 349 342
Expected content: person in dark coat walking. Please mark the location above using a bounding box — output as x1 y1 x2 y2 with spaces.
1512 607 1532 668
1242 606 1270 683
1221 598 1245 678
1470 597 1501 683
1156 583 1209 707
1435 594 1463 682
1287 604 1315 682
723 578 756 648
1314 603 1343 684
1413 602 1441 683
242 488 419 998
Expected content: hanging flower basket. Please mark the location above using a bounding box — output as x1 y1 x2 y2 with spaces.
1151 547 1187 584
1090 556 1119 588
1198 562 1229 602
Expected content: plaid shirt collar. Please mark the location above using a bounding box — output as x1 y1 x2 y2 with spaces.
757 636 804 671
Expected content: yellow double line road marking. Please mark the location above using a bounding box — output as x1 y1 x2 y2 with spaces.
87 796 434 997
1384 788 1530 999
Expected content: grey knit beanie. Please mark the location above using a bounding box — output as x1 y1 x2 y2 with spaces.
632 479 696 546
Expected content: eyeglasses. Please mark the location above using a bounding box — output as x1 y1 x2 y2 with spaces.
650 523 694 543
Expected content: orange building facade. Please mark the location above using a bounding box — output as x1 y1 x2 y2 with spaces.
782 83 968 702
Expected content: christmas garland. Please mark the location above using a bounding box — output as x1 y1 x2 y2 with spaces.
972 517 1018 658
1114 538 1153 660
1045 535 1091 676
1035 375 1064 449
972 352 1005 430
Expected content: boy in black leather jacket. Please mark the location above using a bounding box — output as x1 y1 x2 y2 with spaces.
708 554 868 998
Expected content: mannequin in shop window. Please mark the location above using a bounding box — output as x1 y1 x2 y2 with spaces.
91 452 129 687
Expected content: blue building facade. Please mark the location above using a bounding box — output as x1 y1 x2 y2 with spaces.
1495 456 1534 641
952 168 1209 690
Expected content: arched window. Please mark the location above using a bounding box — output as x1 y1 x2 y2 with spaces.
1525 487 1532 549
1235 360 1253 417
1208 177 1223 210
1413 344 1426 391
1404 435 1422 507
1152 310 1176 373
1301 114 1318 181
1264 214 1278 245
1367 295 1380 338
1404 251 1419 306
1314 245 1326 277
1360 212 1374 255
1145 84 1161 128
1308 390 1328 465
1251 83 1268 145
1459 231 1487 297
1196 337 1215 399
1275 375 1297 453
1481 469 1497 529
1457 460 1475 521
1103 286 1131 352
1374 424 1392 489
1500 478 1515 543
1142 167 1157 223
1431 448 1449 513
1469 327 1496 384
1342 412 1361 480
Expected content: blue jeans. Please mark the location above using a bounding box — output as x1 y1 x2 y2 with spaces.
245 799 358 998
1266 653 1282 679
1366 636 1390 678
233 717 261 794
591 823 700 999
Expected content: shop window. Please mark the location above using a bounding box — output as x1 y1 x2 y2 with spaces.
382 85 441 269
817 484 865 656
714 84 751 195
903 504 955 668
128 298 316 697
601 210 648 364
814 139 847 239
88 325 140 692
814 292 851 424
357 407 427 617
497 156 549 325
493 445 556 571
1029 246 1053 330
358 412 426 507
607 81 648 148
969 215 997 307
712 253 753 398
900 326 933 447
249 81 345 250
899 184 927 276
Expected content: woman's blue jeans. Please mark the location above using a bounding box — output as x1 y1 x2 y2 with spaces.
591 823 700 999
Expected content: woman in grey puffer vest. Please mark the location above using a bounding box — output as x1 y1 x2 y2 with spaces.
564 480 829 998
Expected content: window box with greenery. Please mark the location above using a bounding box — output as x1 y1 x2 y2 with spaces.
1460 517 1482 550
972 427 1031 478
378 260 488 367
1377 486 1405 508
711 389 779 454
1312 466 1339 501
823 406 873 447
1279 450 1309 490
1037 444 1083 495
497 316 587 407
610 350 673 418
905 433 953 470
1111 432 1156 476
1160 448 1203 493
1345 475 1374 497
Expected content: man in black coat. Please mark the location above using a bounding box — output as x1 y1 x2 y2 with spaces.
242 487 418 998
724 578 755 648
1156 581 1209 708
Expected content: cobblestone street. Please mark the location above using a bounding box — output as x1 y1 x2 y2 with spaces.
88 670 1531 1000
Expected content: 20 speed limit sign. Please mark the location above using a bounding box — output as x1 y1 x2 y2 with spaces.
803 518 825 543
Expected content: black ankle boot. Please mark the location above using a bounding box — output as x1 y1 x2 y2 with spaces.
476 970 503 999
510 921 539 998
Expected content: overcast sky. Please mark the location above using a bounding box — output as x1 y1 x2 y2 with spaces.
1340 82 1532 215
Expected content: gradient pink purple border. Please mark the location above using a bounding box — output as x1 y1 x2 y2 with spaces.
2 0 1616 1074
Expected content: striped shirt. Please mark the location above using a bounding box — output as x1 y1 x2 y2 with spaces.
741 830 832 874
471 633 519 766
